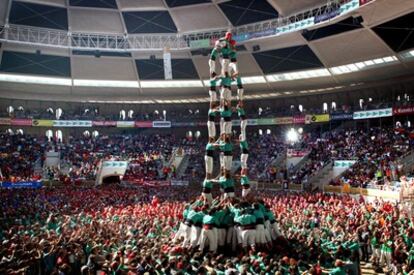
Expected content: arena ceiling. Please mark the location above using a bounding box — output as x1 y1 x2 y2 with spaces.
0 0 413 103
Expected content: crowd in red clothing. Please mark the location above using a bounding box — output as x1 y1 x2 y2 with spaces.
2 184 414 274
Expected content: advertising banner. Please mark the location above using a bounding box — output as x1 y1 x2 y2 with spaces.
54 120 92 127
334 160 357 168
274 117 293 125
1 181 43 189
116 121 134 128
257 118 273 125
293 115 306 124
330 113 354 121
92 121 116 127
287 149 309 158
171 180 189 186
152 121 171 128
232 120 241 126
310 114 330 123
189 39 210 49
314 7 340 24
393 106 414 116
0 118 11 125
277 18 315 35
340 0 360 14
353 108 392 120
32 119 53 127
135 121 153 128
11 118 32 126
247 119 258 126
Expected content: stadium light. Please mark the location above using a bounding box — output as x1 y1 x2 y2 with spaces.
286 128 299 143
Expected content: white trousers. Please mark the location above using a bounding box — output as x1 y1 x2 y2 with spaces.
380 251 392 267
217 228 226 247
230 62 238 75
227 227 237 251
237 88 244 101
240 119 247 139
220 87 232 101
240 229 256 248
173 222 188 243
265 221 281 240
242 188 251 198
224 155 232 171
255 224 267 244
199 228 218 253
241 153 248 169
209 90 217 102
208 59 216 75
207 121 216 138
190 226 202 247
221 59 230 75
205 155 213 174
202 192 213 205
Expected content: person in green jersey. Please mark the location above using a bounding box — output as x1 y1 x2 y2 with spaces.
239 134 249 173
207 104 218 140
240 173 250 198
187 207 205 247
214 135 233 173
234 208 257 251
220 101 233 136
237 102 247 141
173 203 192 245
220 76 232 106
199 208 218 253
209 79 218 107
252 203 268 248
209 32 232 79
202 177 213 204
205 138 216 178
380 235 393 269
329 260 346 275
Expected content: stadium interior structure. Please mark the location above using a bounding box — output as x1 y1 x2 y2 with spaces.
1 0 414 274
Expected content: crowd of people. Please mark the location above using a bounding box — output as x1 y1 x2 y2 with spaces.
1 124 412 190
0 133 43 182
329 128 412 188
2 184 414 274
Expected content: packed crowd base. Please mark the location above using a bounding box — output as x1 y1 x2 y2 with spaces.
2 185 414 274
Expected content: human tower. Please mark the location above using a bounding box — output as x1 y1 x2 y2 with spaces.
202 32 250 202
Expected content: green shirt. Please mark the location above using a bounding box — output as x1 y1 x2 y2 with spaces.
220 107 232 118
240 175 249 186
203 214 217 225
187 210 204 224
206 143 215 152
236 76 242 86
330 267 346 275
220 178 234 189
220 142 233 153
240 140 248 150
237 107 246 117
209 79 217 88
214 210 226 227
235 214 256 226
221 77 232 87
230 49 237 60
208 109 218 117
253 209 265 221
203 179 213 189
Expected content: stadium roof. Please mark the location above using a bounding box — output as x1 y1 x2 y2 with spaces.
0 0 413 103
